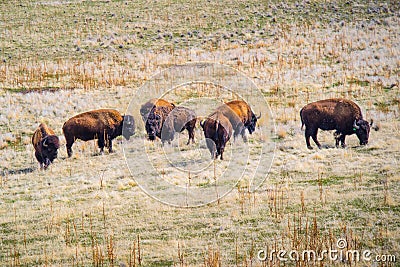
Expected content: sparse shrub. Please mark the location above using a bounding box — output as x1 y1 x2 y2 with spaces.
276 128 287 139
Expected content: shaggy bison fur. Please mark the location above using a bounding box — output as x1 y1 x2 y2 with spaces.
63 109 135 157
32 123 60 169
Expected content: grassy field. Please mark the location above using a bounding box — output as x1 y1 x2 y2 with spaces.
0 0 399 266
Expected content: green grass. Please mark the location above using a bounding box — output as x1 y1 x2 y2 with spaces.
347 78 370 87
298 175 348 186
1 0 398 65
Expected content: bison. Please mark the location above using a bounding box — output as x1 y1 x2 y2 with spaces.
140 98 175 122
63 109 135 157
217 100 260 141
200 111 233 160
145 106 196 144
32 123 60 169
300 98 377 149
145 105 175 143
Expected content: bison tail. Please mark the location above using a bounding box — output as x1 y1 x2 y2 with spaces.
214 120 219 141
300 108 305 130
62 121 69 134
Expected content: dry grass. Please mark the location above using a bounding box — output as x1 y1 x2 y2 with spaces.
0 0 399 266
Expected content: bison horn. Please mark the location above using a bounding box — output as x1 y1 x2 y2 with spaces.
353 120 360 130
43 137 48 147
256 112 261 119
200 120 205 129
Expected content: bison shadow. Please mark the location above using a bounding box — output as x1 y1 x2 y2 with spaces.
321 144 336 149
1 167 35 176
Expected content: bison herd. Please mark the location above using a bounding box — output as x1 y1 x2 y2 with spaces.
32 97 377 170
32 109 136 169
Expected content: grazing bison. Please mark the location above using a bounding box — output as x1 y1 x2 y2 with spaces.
63 109 135 157
140 98 175 122
145 106 196 144
217 100 260 141
32 123 60 169
166 106 197 144
200 111 233 160
300 98 377 149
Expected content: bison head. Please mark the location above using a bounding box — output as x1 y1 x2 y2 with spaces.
41 135 60 167
247 112 261 134
145 112 162 141
122 115 135 140
160 115 175 142
353 119 370 145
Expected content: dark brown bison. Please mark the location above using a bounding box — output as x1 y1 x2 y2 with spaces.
145 106 196 144
217 100 260 141
200 111 233 160
63 109 135 157
140 98 175 122
300 98 377 149
32 123 60 169
145 105 174 143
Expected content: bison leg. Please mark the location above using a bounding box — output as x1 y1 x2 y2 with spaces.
35 150 43 164
97 137 105 154
233 131 238 142
65 138 74 157
240 128 248 143
232 125 242 142
304 128 313 149
219 145 225 160
334 131 342 148
305 127 321 149
43 158 51 169
184 120 195 145
216 144 221 156
160 139 171 146
35 151 45 169
206 139 216 159
107 138 114 153
186 128 195 145
66 145 73 157
339 135 346 148
108 140 113 153
311 131 322 149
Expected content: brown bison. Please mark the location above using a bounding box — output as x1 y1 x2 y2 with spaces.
140 98 175 122
300 98 377 149
63 109 135 157
200 111 233 160
32 123 60 169
217 100 260 141
145 106 196 144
